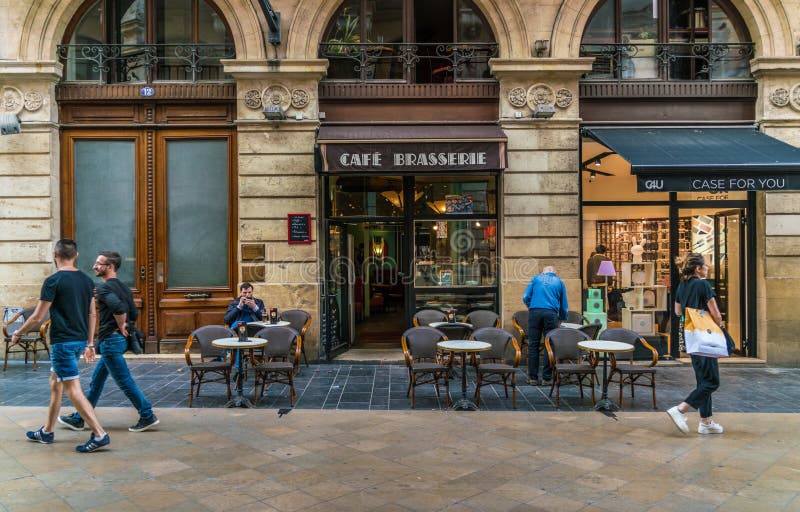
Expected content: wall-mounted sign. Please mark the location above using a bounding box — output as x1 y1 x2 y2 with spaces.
287 213 312 244
140 86 155 97
318 141 506 172
638 174 800 192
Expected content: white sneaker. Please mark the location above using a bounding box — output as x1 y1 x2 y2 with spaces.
667 406 689 434
698 421 724 434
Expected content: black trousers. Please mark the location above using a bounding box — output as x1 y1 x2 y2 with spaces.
685 354 720 418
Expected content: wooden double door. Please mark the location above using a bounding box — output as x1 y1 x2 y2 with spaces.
61 128 237 348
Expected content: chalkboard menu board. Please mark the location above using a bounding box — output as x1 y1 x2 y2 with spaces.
287 213 312 244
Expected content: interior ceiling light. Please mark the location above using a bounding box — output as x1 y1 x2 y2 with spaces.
594 159 601 167
589 170 597 182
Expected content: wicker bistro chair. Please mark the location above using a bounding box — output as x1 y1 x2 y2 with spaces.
600 328 659 409
3 307 51 371
185 326 234 407
280 309 312 371
465 310 501 330
511 310 529 348
566 311 589 325
412 309 447 326
470 327 521 409
401 326 450 408
544 328 596 407
252 326 301 407
578 323 602 340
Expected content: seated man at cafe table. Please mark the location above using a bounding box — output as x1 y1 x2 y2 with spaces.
224 283 266 327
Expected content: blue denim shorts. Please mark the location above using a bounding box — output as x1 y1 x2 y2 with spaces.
50 341 87 382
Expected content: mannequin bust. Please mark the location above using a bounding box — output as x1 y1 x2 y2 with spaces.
630 236 644 263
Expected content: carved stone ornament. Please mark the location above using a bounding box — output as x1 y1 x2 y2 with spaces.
2 86 24 114
507 87 527 108
291 89 310 109
769 87 790 108
790 84 800 112
243 89 262 109
555 88 573 108
23 91 43 112
526 83 555 109
261 84 291 112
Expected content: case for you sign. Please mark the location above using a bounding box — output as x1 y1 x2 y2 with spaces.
638 175 800 192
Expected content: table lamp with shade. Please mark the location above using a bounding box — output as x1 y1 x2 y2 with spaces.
596 260 616 313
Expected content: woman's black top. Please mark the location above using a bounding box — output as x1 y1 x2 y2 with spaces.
675 276 716 313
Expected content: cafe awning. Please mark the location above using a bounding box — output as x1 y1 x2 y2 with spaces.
583 127 800 192
316 124 507 172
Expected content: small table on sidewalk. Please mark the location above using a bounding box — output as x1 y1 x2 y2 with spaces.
212 337 268 408
577 339 634 412
247 321 291 329
437 339 491 411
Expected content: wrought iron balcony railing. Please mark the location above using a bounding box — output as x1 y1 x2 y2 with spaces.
579 42 754 81
57 44 235 84
318 42 498 83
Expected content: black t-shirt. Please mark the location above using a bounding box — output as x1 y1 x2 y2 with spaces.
96 278 137 340
40 270 95 344
675 276 716 313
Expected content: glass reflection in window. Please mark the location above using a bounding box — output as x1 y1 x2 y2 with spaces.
414 175 496 215
414 220 497 287
329 176 404 217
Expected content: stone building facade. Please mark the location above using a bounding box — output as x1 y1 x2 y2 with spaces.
1 0 800 363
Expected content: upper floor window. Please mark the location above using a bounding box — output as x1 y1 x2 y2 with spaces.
320 0 497 83
581 0 753 80
59 0 234 83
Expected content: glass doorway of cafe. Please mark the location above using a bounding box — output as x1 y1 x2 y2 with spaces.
323 221 408 357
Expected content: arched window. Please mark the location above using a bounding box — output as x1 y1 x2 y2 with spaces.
581 0 752 80
320 0 497 83
60 0 234 83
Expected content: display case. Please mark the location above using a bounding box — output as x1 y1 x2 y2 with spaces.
414 220 497 288
596 218 690 286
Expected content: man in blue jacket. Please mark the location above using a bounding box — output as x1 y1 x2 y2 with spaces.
224 282 266 327
522 266 569 385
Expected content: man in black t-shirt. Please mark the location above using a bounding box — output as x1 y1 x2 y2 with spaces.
10 239 110 452
59 251 159 433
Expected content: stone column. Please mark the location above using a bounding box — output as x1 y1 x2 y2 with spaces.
751 57 800 364
224 59 327 361
0 62 61 307
490 58 594 327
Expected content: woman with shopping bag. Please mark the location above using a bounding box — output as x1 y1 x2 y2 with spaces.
666 253 726 435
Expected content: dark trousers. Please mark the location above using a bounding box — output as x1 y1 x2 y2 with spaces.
685 354 720 418
527 308 559 380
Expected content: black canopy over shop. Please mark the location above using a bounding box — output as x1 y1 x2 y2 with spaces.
583 127 800 192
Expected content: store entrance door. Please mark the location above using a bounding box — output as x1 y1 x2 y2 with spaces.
322 221 408 357
676 207 749 355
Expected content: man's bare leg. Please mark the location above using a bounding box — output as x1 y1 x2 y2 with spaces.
45 373 63 433
62 380 107 438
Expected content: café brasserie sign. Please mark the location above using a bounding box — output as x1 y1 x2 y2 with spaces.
638 174 800 192
319 141 505 172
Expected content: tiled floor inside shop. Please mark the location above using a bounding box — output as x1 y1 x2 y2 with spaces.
2 361 799 413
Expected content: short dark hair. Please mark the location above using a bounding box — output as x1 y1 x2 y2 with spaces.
240 282 253 291
595 244 607 254
54 239 78 260
98 251 122 270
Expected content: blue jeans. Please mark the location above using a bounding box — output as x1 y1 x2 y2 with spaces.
75 333 154 421
50 341 87 381
528 309 559 380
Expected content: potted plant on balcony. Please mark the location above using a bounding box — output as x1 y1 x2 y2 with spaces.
323 9 361 79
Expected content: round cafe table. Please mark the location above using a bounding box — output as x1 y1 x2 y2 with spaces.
437 340 491 411
212 337 268 408
560 322 584 330
577 339 634 412
247 320 291 329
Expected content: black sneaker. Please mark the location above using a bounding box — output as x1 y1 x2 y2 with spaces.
58 413 86 431
76 433 110 453
129 415 160 432
26 427 54 444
